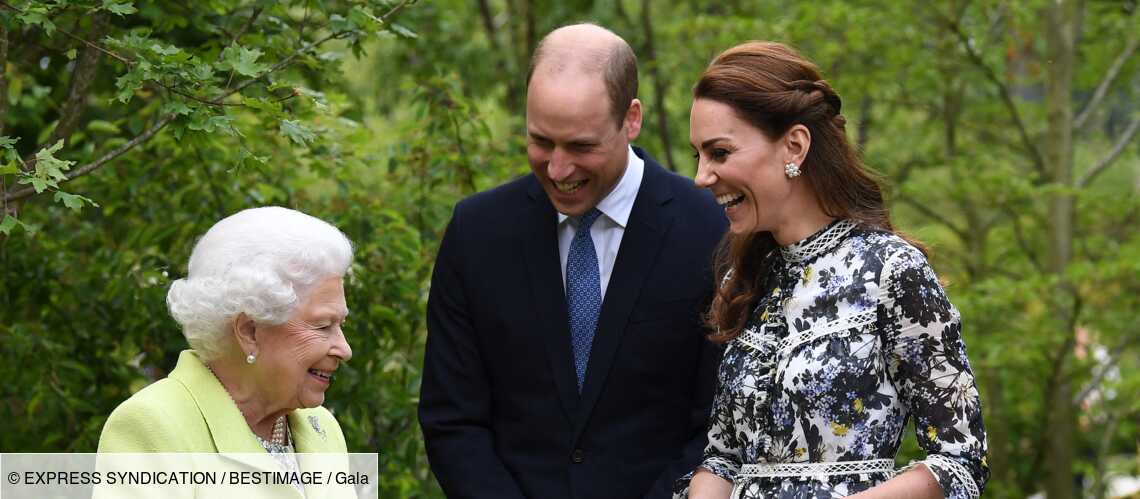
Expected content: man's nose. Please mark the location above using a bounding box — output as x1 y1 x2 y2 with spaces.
547 147 575 181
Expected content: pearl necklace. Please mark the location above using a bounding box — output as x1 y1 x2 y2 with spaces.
205 364 290 448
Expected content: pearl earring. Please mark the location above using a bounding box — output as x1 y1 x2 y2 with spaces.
784 162 801 178
246 353 256 364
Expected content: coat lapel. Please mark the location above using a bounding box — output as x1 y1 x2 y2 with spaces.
523 178 580 421
169 350 302 494
575 155 674 436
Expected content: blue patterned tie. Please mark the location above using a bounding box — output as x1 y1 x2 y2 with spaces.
567 208 603 392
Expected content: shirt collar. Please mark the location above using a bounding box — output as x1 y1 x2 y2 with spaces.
558 145 644 227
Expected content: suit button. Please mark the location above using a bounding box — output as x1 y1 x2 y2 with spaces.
571 449 584 464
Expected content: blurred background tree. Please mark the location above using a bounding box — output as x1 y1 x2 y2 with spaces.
2 1 1138 498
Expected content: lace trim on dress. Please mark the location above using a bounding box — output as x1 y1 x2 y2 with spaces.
739 458 896 479
780 219 858 263
777 309 877 355
899 455 980 499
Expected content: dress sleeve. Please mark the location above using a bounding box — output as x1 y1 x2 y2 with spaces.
880 246 989 499
672 346 743 499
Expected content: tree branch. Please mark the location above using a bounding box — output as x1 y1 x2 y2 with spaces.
48 13 109 147
476 0 501 53
230 6 263 48
0 0 132 66
1073 335 1135 406
1077 113 1140 188
219 0 412 102
3 113 176 203
640 0 675 171
943 14 1047 178
897 194 968 240
1074 12 1139 130
4 0 416 204
219 5 263 88
1001 204 1044 273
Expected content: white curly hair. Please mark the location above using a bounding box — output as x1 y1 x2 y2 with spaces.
166 206 354 361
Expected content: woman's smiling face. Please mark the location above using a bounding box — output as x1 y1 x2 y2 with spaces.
690 98 795 235
252 276 352 410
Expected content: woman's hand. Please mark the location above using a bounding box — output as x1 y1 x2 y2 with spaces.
688 468 733 499
845 465 944 499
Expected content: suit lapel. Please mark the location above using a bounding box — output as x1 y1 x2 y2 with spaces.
574 156 674 436
523 178 580 421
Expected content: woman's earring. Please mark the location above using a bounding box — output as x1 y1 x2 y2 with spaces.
246 353 257 364
784 162 801 178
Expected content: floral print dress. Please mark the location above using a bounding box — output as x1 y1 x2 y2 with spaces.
675 220 988 499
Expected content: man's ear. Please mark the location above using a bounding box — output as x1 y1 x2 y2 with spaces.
624 98 643 141
784 124 811 167
232 313 258 358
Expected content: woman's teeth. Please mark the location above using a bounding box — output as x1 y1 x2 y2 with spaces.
308 369 332 381
716 193 745 207
555 180 586 193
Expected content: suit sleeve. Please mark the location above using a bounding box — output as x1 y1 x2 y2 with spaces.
418 208 528 499
644 220 726 499
643 331 722 499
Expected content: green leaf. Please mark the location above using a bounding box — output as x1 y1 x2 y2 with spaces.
328 14 353 33
0 215 17 235
388 24 418 39
219 47 268 77
0 162 18 175
187 113 235 134
66 49 78 60
114 67 145 103
102 1 138 16
280 120 316 146
26 176 50 193
162 100 194 116
34 140 75 182
53 191 98 212
86 120 121 134
17 7 56 35
150 43 180 56
0 136 17 149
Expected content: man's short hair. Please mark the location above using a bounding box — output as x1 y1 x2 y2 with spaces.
527 26 639 129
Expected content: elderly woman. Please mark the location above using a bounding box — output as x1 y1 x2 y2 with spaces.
98 206 353 458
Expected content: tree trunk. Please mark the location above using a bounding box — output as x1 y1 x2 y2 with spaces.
1043 1 1079 497
0 19 9 138
639 0 675 171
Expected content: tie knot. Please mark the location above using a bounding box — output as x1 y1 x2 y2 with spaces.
577 208 602 231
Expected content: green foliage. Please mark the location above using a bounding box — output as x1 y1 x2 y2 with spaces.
2 1 1139 498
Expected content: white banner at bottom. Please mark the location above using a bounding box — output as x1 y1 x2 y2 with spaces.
1 452 379 498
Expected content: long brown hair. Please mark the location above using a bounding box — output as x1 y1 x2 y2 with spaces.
697 41 924 343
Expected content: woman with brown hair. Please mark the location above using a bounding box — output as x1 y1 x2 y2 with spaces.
676 42 988 499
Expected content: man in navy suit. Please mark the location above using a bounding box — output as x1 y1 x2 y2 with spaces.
419 23 726 499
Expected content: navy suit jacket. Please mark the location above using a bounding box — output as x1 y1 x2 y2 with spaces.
419 148 727 499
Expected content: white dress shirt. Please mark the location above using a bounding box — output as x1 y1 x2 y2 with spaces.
558 146 645 298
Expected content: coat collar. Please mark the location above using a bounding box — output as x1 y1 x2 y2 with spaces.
167 350 339 454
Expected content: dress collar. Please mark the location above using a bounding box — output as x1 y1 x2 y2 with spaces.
779 219 857 263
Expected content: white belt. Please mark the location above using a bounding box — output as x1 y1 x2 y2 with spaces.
730 459 895 499
738 458 896 479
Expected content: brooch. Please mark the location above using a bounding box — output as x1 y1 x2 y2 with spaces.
308 415 327 441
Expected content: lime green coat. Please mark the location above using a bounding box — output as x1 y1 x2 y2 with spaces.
98 350 348 454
